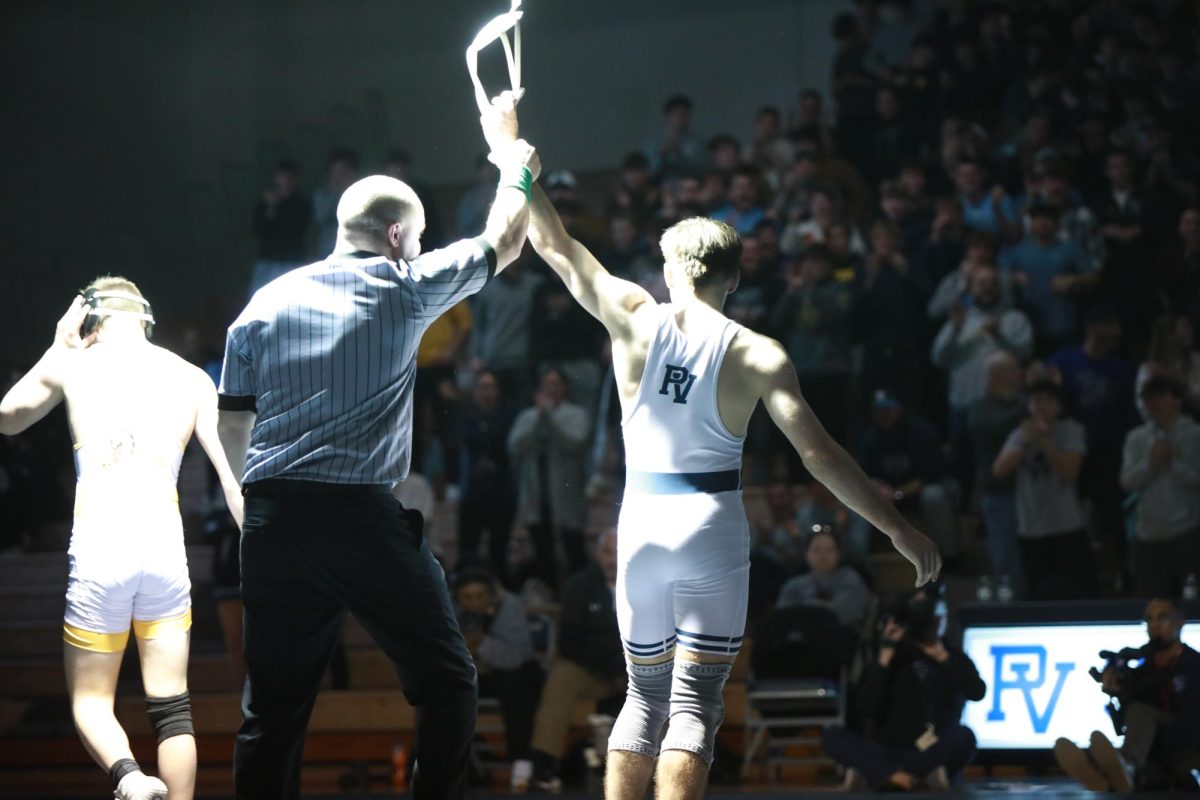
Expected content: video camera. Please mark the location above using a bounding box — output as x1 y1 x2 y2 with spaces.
1087 645 1148 684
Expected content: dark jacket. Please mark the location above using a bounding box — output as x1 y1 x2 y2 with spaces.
557 564 623 680
859 644 986 746
1122 643 1200 756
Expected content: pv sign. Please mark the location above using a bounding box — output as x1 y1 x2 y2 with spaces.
961 622 1200 750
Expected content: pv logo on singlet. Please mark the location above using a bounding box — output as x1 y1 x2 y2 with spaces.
659 364 697 404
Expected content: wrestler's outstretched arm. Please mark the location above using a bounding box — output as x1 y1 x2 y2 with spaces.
526 183 654 336
0 297 92 435
748 333 942 586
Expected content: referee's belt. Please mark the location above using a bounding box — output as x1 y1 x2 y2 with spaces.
625 469 742 495
243 479 393 497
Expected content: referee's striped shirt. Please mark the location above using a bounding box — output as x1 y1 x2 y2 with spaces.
217 237 496 485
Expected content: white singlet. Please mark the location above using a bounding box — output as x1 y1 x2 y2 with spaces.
64 433 191 645
616 303 749 658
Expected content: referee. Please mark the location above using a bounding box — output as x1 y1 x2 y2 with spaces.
217 95 538 800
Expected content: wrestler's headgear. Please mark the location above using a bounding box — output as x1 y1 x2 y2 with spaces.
80 287 155 339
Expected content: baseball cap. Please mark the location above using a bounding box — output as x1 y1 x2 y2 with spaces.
545 170 578 191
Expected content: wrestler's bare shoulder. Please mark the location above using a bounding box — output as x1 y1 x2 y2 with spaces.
724 327 791 383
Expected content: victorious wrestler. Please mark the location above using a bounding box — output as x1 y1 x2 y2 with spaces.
524 190 941 800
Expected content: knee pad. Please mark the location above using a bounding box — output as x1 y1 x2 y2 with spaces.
660 659 732 766
146 692 193 743
607 660 673 758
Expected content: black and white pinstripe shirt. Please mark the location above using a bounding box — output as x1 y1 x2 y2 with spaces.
218 238 495 485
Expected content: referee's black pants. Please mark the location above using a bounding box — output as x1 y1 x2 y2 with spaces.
234 480 477 800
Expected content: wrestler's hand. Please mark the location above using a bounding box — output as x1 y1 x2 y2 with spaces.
55 296 97 350
481 90 520 155
492 138 541 182
890 524 941 587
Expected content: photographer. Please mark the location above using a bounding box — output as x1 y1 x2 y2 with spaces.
822 594 985 791
1055 598 1200 792
452 567 543 784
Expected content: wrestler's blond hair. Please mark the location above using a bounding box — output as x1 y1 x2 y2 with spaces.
336 176 423 242
82 275 150 334
659 217 742 290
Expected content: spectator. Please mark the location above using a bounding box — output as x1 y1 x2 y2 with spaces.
1157 207 1200 331
385 148 445 248
529 531 625 793
992 380 1096 600
508 367 592 588
931 264 1033 424
850 390 958 561
605 152 660 227
955 158 1019 240
456 154 499 238
999 203 1096 355
250 158 310 296
744 105 794 186
752 483 809 579
827 221 865 283
915 195 969 286
530 272 605 419
452 567 543 787
1035 163 1105 272
1119 377 1200 599
455 372 517 585
771 245 853 443
830 12 878 165
790 88 836 155
712 168 767 236
706 133 742 174
777 528 871 629
867 87 916 185
870 0 921 70
544 170 607 248
876 180 927 260
1137 315 1200 419
1055 598 1200 792
823 595 985 791
310 146 359 257
851 223 930 416
1096 150 1155 348
643 94 704 180
413 299 472 482
724 235 778 334
470 258 540 409
966 353 1027 591
927 231 1008 321
1047 306 1139 573
781 188 867 259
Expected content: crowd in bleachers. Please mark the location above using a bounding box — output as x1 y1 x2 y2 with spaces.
3 0 1200 792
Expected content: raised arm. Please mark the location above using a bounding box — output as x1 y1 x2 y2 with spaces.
193 373 244 529
526 183 654 335
0 297 93 435
477 92 539 272
754 337 941 586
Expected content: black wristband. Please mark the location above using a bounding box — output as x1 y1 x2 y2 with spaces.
110 758 141 787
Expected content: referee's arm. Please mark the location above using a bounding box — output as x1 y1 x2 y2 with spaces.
215 322 257 486
477 140 540 274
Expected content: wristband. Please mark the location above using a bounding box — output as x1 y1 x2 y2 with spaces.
498 165 533 200
110 758 141 788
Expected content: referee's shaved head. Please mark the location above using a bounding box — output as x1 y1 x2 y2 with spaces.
337 176 424 253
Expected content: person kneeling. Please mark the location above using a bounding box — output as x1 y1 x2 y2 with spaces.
1055 597 1200 792
822 595 985 791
